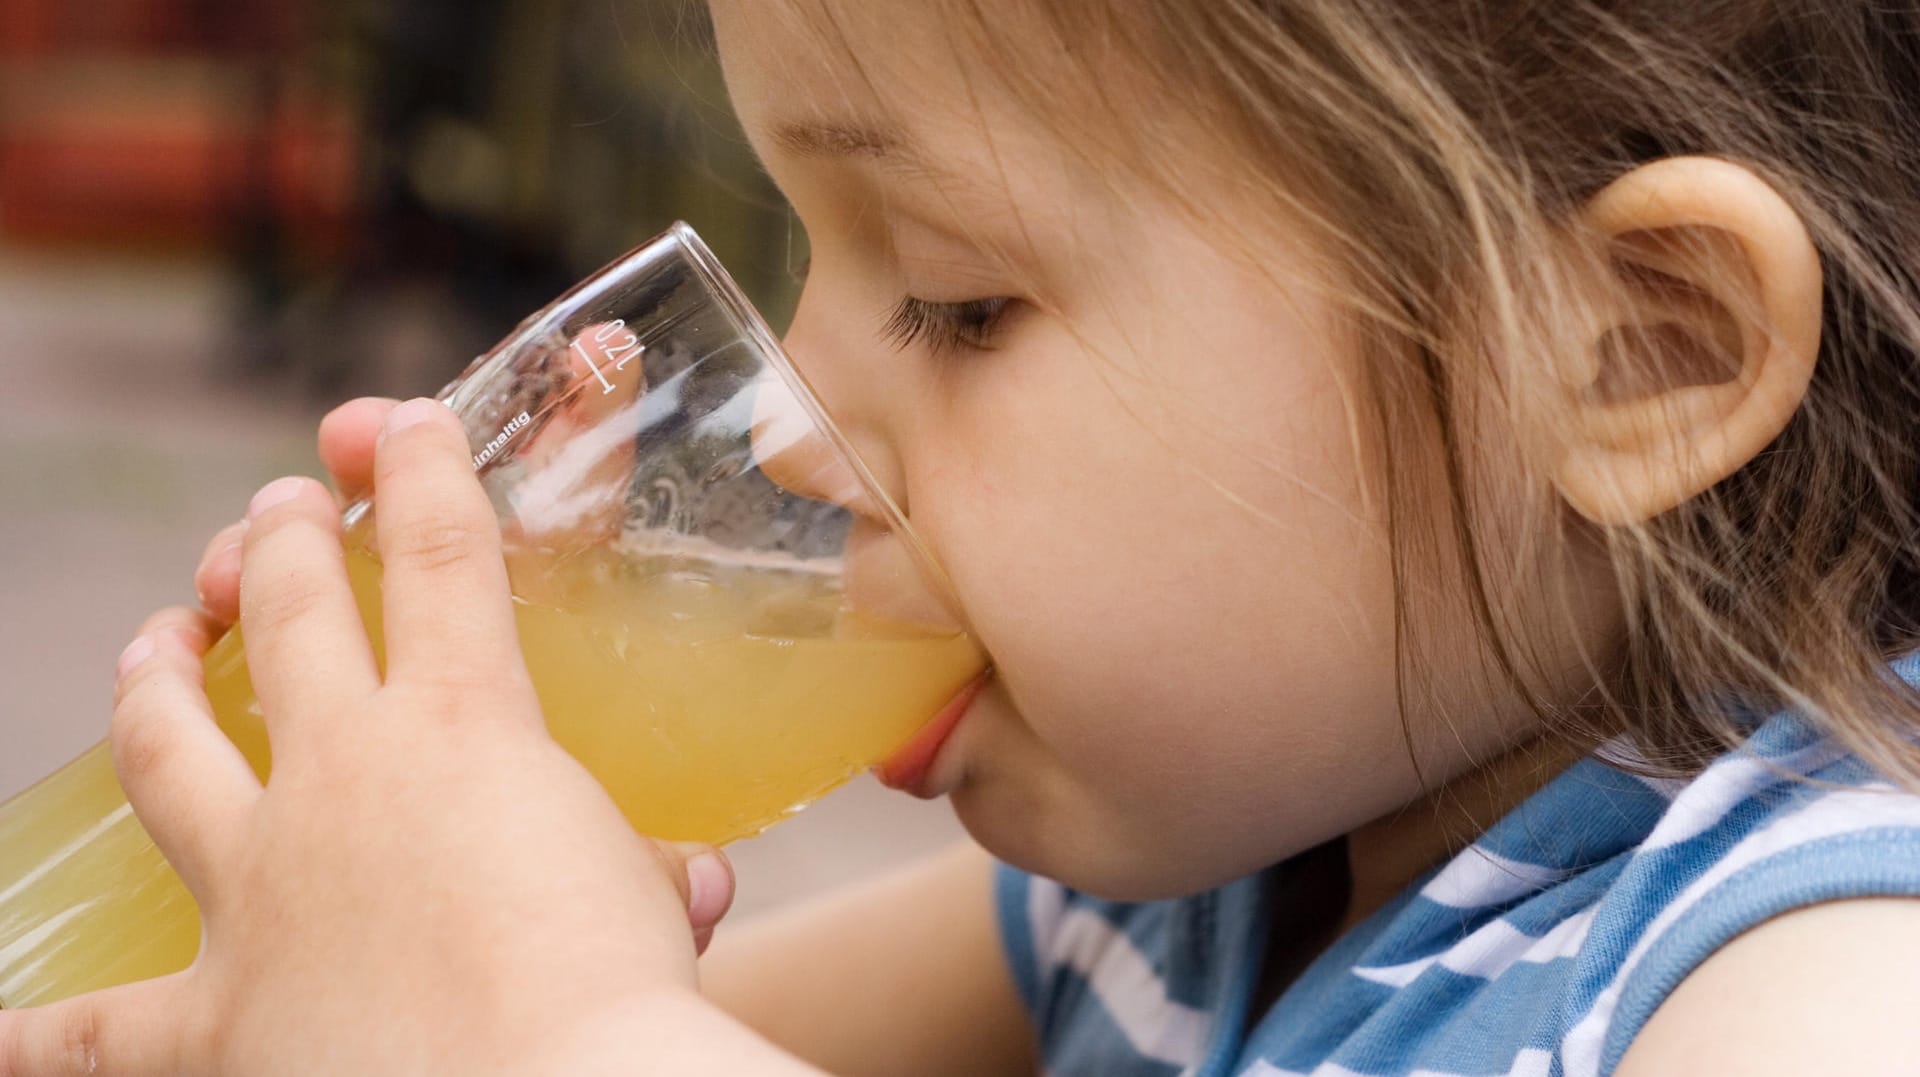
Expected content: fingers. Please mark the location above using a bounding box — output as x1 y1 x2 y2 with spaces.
0 974 192 1077
506 322 645 555
193 397 397 626
238 476 381 737
660 842 735 957
318 396 400 506
129 604 225 649
192 520 249 626
371 398 526 686
111 612 259 899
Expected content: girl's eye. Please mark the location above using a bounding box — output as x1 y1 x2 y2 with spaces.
881 295 1015 355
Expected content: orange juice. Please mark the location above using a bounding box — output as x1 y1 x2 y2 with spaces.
0 541 984 1006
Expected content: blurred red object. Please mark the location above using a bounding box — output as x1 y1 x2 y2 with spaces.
0 0 233 55
0 0 359 259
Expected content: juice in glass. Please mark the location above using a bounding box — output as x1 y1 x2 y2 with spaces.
0 533 984 1007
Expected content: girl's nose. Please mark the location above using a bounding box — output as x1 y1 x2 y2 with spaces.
752 296 910 525
748 370 884 519
749 373 958 630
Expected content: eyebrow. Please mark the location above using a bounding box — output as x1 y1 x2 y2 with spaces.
766 115 972 195
770 118 909 161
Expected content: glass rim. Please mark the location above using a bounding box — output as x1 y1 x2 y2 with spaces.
347 221 971 634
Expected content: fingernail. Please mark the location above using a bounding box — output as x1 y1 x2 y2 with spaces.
381 397 448 442
248 477 307 519
684 852 732 926
197 535 246 608
117 636 155 678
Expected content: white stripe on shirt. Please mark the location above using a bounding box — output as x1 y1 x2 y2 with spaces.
1419 847 1573 908
1048 905 1211 1068
1352 903 1599 988
1240 1045 1554 1077
1637 739 1851 852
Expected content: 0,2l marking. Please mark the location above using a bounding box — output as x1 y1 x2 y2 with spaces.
571 319 644 394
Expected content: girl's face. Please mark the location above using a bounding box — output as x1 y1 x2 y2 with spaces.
711 1 1608 900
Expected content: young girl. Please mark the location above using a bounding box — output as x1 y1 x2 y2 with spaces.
12 0 1920 1072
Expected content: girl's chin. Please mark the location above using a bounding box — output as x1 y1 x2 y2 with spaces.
950 783 1283 904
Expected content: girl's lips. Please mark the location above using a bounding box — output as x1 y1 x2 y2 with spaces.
874 670 992 798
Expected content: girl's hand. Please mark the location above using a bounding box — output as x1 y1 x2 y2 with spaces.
193 395 732 948
2 398 738 1075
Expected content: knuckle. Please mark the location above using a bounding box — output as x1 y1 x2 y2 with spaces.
242 515 338 584
111 693 177 787
641 840 695 907
57 1004 99 1075
393 665 502 709
406 690 473 729
390 517 491 573
385 668 537 734
393 667 468 702
377 408 458 457
246 499 332 544
5 1000 108 1077
243 572 331 638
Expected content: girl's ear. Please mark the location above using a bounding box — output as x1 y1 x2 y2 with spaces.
1552 156 1823 526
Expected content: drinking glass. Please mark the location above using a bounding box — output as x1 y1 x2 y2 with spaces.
0 223 987 1007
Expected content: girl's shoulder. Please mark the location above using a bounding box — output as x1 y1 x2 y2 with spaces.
1565 709 1920 1075
995 706 1920 1077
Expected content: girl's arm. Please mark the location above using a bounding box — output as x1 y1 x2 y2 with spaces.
701 840 1039 1077
1614 896 1920 1075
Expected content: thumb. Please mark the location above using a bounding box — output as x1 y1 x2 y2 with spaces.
0 974 194 1076
660 842 735 956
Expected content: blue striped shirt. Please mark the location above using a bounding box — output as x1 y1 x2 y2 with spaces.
995 652 1920 1076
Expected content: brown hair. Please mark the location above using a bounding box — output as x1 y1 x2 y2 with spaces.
764 1 1920 786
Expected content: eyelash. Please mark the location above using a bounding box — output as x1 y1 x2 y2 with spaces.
880 296 1014 355
788 253 1015 355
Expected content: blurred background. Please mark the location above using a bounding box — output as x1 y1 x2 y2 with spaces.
0 0 960 918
